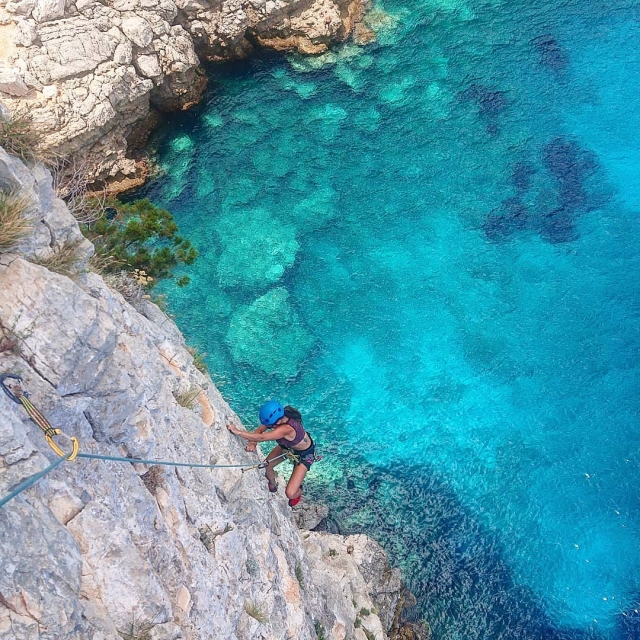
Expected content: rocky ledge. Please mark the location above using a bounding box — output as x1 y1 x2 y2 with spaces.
0 0 367 186
0 148 420 639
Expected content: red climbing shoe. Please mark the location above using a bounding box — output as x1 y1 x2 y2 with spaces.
288 494 302 507
288 485 303 507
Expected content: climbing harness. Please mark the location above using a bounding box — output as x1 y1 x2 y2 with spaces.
280 447 323 466
0 373 287 509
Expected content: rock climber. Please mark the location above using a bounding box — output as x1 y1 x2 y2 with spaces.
227 401 316 507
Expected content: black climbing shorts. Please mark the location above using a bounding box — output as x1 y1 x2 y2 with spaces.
285 437 317 470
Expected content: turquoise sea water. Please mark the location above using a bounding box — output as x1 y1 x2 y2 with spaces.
136 0 640 636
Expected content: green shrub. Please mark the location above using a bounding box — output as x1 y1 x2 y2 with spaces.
314 620 327 640
83 198 197 283
295 563 305 590
151 292 169 312
0 189 33 252
244 600 268 624
359 608 371 617
187 345 208 374
363 627 376 640
354 617 362 628
0 113 41 163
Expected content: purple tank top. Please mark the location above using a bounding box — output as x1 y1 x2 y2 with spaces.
276 418 305 447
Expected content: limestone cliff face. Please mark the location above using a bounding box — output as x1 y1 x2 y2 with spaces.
0 0 366 185
0 149 407 640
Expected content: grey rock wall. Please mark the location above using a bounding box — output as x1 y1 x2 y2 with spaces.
0 0 366 185
0 150 405 639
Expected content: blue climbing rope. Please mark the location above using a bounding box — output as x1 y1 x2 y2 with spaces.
0 452 287 510
76 452 284 470
0 455 71 509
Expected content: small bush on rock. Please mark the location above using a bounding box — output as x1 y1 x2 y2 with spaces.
0 189 33 252
174 387 201 409
295 563 305 590
314 620 327 640
101 270 146 303
244 600 268 625
363 627 376 640
0 113 41 164
53 156 107 224
118 617 154 640
84 198 197 283
187 345 208 374
34 238 86 276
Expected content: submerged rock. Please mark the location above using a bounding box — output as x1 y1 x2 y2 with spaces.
215 208 299 291
531 34 569 70
485 138 610 245
458 83 507 135
226 287 315 378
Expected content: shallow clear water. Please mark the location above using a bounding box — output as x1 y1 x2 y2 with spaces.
137 0 640 636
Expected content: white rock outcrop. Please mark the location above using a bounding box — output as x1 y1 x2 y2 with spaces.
0 150 410 639
0 0 366 187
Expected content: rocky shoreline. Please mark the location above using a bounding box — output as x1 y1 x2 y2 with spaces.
0 0 425 634
0 147 424 639
0 0 369 188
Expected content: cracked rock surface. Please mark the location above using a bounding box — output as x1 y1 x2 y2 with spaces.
0 151 407 639
0 0 365 185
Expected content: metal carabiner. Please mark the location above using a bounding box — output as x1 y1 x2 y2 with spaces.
44 429 80 461
1 374 79 460
0 373 27 404
18 395 80 461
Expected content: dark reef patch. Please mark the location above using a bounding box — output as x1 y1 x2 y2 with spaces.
459 83 508 116
484 197 530 241
531 34 569 70
484 138 611 244
459 83 507 135
539 137 603 243
543 137 598 207
540 207 579 244
510 162 536 193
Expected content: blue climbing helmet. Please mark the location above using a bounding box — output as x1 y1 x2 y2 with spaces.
259 400 284 426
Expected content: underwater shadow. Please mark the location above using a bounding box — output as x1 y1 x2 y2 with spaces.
311 459 605 640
